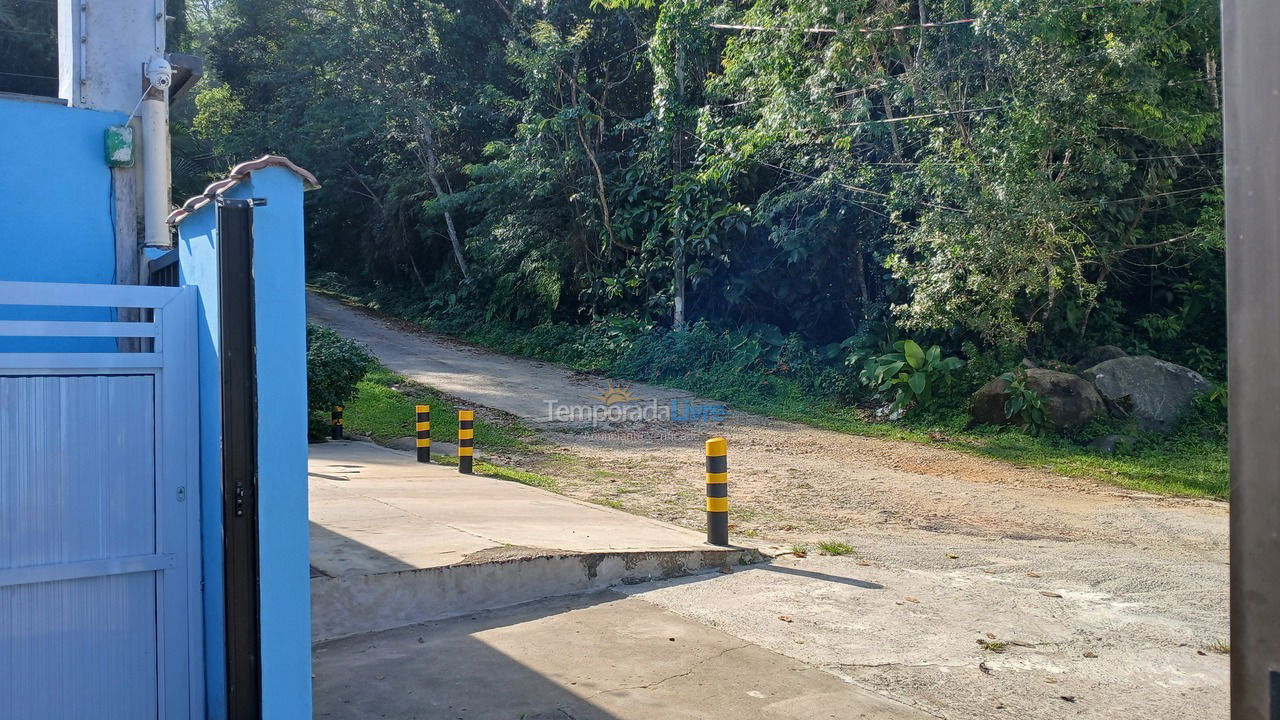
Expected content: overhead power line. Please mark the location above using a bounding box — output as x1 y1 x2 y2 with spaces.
1078 185 1218 206
708 0 1164 36
709 18 975 35
0 27 54 37
856 151 1223 167
0 70 57 80
819 105 1005 130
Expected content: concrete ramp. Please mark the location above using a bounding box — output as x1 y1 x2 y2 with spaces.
309 441 753 641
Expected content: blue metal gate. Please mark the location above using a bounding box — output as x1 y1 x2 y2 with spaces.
0 281 201 719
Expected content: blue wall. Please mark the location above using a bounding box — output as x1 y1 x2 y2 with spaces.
1 95 314 716
176 205 225 719
0 98 121 284
238 167 313 720
177 167 313 719
0 97 125 352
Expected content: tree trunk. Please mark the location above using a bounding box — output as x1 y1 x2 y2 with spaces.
673 230 686 329
915 0 928 66
418 116 470 281
671 130 687 330
853 238 870 307
1205 52 1220 110
671 47 688 330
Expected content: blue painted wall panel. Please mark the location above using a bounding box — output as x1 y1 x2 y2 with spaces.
177 166 312 719
176 210 228 720
0 98 125 352
233 167 314 720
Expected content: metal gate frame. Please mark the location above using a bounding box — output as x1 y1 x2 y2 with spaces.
0 280 203 718
217 197 264 718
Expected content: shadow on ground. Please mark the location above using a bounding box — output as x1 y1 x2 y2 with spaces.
312 589 926 720
314 593 624 720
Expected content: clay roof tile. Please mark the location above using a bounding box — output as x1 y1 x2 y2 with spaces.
167 154 319 226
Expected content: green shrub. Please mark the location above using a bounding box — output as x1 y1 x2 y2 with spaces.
306 324 374 439
999 368 1049 436
958 340 1023 393
1179 382 1227 441
859 340 965 413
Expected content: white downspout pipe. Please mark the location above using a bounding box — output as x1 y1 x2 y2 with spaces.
142 55 172 249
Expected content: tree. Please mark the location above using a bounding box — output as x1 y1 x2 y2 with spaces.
190 0 1225 374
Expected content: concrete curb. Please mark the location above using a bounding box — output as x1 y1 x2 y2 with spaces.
312 547 765 642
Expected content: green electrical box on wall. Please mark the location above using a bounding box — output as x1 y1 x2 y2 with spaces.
105 124 134 167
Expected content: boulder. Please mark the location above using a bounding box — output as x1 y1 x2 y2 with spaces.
1076 345 1127 369
1081 356 1210 433
971 368 1106 430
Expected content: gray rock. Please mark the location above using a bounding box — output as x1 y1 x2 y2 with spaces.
971 368 1106 430
1088 433 1137 454
1082 356 1210 433
1076 345 1127 369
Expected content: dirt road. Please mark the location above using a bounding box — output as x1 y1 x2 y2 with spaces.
307 291 697 422
308 290 1229 719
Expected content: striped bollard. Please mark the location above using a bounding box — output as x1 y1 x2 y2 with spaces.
706 437 729 546
415 405 431 463
458 409 474 474
330 406 344 440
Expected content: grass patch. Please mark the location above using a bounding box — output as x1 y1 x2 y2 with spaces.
790 544 809 557
431 454 559 491
956 425 1228 499
817 540 855 556
647 370 1228 500
1207 638 1230 655
628 369 1228 500
339 365 534 451
327 363 559 491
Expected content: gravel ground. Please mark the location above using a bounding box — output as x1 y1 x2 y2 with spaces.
507 414 1225 552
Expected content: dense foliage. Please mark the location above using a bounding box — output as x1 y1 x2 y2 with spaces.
0 0 188 97
306 324 374 437
0 0 58 97
179 0 1224 382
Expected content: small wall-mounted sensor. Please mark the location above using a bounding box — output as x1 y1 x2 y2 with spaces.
105 125 134 168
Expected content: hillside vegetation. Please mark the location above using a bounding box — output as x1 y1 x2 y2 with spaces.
181 0 1226 492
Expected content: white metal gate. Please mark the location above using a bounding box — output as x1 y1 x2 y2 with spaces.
0 281 201 719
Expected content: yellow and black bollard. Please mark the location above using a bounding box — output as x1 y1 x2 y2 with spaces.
458 409 474 474
415 405 431 463
705 437 729 546
331 406 344 440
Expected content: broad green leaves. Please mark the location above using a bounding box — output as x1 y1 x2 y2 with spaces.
860 340 965 413
903 340 926 371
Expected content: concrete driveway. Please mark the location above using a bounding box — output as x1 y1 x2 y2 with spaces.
313 592 933 720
